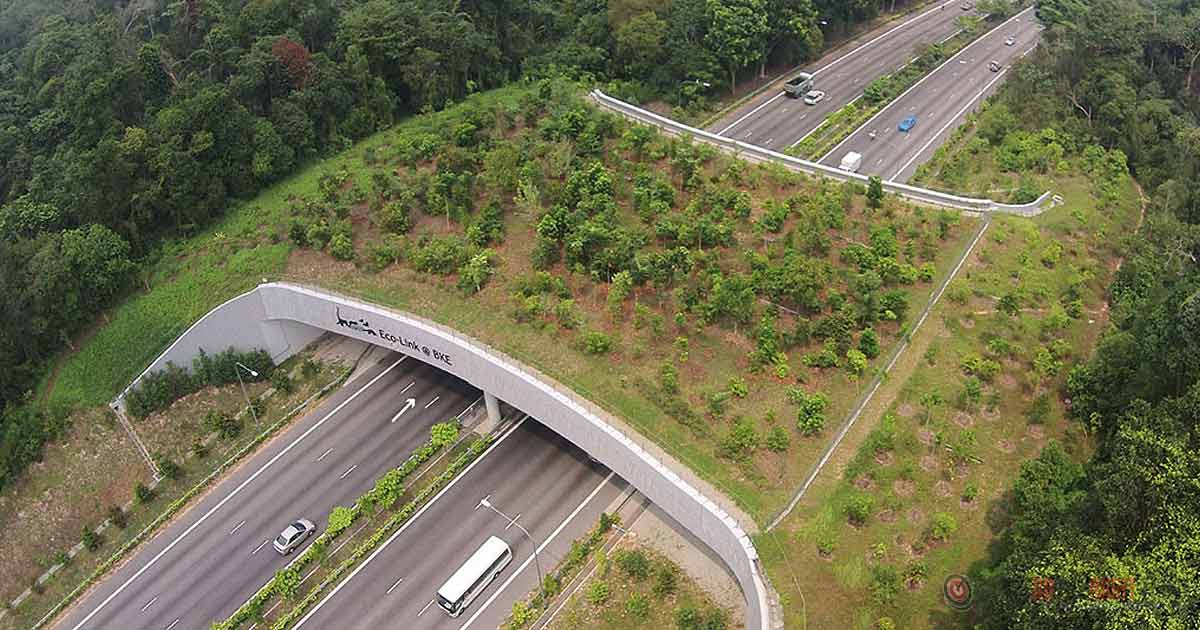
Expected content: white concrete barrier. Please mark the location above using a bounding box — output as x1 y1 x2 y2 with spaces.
114 282 776 630
591 89 1051 216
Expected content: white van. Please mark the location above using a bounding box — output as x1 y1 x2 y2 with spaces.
839 151 863 173
436 536 513 617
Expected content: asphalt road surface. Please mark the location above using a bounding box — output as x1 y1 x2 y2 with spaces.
708 1 970 151
819 6 1041 182
57 353 481 630
292 417 627 630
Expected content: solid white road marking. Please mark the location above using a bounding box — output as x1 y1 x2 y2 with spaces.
455 396 482 420
165 619 180 630
390 398 417 423
293 417 529 628
251 539 270 556
67 356 408 630
889 63 1012 181
230 520 246 536
459 472 617 629
386 577 404 595
140 596 158 613
424 395 440 409
418 599 436 617
339 464 358 480
317 447 333 462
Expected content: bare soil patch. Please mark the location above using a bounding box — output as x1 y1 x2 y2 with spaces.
878 509 897 523
996 439 1016 453
1026 424 1046 440
960 318 975 329
853 475 875 490
897 403 916 418
953 412 975 428
920 455 939 472
999 373 1018 389
873 450 895 466
934 480 952 498
892 479 916 497
906 508 925 525
917 428 935 445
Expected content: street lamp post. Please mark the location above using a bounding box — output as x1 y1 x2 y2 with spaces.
235 361 260 429
476 495 543 592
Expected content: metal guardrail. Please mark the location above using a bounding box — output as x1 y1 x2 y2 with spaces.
590 89 1052 217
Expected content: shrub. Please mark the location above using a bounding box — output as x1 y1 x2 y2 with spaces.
378 199 412 234
583 331 614 354
81 527 102 552
301 358 321 378
845 492 874 526
859 328 880 359
431 422 459 448
626 593 650 620
153 453 180 480
870 564 902 604
554 299 582 329
653 563 678 598
458 249 498 294
587 580 610 605
728 376 748 398
205 410 243 440
510 600 536 626
306 221 331 250
766 426 791 453
963 481 979 502
929 512 958 541
271 369 294 393
329 233 355 260
792 390 829 436
616 549 651 580
134 482 155 504
288 219 309 246
720 417 758 459
659 361 680 394
877 617 897 630
327 506 355 538
107 505 127 529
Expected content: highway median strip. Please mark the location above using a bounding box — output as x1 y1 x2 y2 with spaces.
787 26 979 161
215 422 491 630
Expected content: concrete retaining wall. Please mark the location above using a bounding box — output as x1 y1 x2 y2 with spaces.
113 282 775 630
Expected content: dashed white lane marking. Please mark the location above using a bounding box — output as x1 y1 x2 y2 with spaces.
67 356 409 630
424 395 440 409
386 577 405 595
400 381 415 394
230 520 246 535
317 447 333 462
300 565 320 586
140 596 158 613
251 539 270 556
339 464 358 480
459 472 617 629
418 599 436 617
164 619 180 630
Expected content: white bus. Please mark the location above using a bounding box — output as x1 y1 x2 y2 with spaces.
436 536 513 617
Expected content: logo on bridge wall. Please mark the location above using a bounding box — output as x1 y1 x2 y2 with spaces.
335 307 452 367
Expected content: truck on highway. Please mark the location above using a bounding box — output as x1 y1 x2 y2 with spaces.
784 72 815 98
839 151 863 173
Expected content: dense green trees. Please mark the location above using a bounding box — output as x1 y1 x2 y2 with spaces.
977 0 1200 626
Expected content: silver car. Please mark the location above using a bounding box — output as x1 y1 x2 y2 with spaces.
273 519 316 555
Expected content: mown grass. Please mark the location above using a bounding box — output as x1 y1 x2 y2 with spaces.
759 164 1141 629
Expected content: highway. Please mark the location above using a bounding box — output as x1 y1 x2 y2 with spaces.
56 353 481 630
819 6 1041 182
292 418 626 630
708 1 970 151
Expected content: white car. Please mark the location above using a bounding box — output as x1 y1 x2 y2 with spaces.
273 519 316 555
1005 36 1016 46
802 90 826 105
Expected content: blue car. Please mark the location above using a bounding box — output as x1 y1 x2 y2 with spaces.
898 115 918 132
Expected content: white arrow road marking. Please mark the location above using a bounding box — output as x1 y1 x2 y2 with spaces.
390 398 417 423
